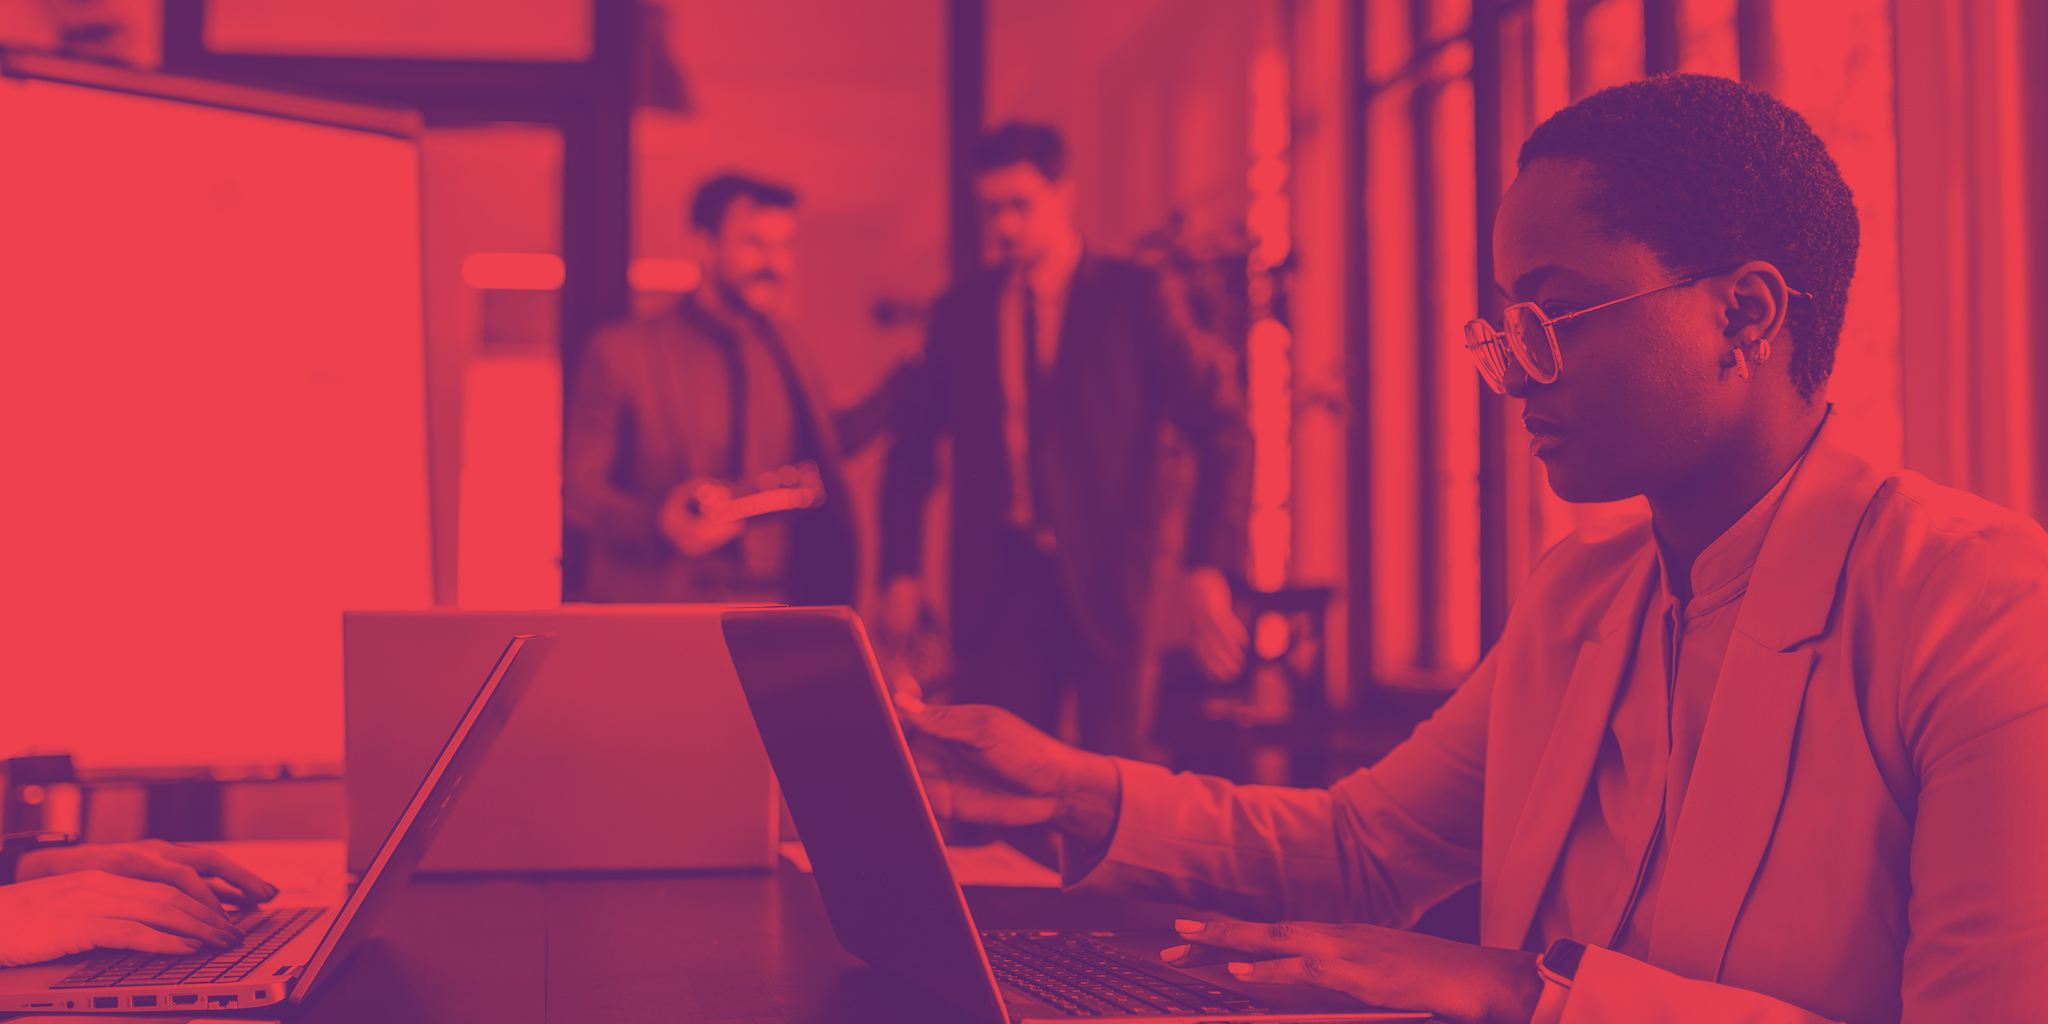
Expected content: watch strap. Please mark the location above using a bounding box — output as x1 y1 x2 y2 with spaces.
0 831 80 885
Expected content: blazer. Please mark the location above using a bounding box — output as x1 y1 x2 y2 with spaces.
882 254 1254 663
1071 415 2048 1023
563 301 857 606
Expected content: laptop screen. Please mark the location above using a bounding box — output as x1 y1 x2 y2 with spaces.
721 607 1007 1024
289 633 554 1004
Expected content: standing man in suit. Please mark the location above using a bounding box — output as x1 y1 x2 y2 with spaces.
882 123 1255 759
566 174 872 605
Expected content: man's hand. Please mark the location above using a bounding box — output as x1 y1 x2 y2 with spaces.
880 575 924 644
16 839 278 916
892 692 1119 848
1188 566 1249 681
0 870 244 967
1158 919 1542 1024
660 479 745 557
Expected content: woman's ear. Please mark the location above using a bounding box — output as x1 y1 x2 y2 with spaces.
1723 260 1791 362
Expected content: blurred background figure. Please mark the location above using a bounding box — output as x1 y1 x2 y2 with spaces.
881 123 1254 760
564 174 894 605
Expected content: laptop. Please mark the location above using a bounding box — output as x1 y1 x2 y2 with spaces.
342 607 776 874
0 633 554 1015
720 607 1426 1024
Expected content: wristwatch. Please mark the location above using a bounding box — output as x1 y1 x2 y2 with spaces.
1537 938 1586 985
1531 939 1587 1024
0 831 80 885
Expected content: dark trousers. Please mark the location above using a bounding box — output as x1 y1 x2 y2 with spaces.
954 531 1146 758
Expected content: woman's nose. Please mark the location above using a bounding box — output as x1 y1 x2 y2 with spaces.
1502 358 1539 399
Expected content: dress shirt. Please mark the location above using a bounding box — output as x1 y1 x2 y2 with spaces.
1533 452 1803 957
999 234 1084 530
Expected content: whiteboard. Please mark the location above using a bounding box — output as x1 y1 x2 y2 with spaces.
0 73 432 767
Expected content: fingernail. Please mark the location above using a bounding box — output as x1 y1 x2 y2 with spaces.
1227 962 1252 977
1159 945 1189 961
1173 919 1203 935
897 693 926 713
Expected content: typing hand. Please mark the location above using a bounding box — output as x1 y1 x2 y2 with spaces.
1187 567 1249 682
0 870 242 967
1159 919 1541 1024
660 479 746 557
16 839 279 915
893 693 1119 847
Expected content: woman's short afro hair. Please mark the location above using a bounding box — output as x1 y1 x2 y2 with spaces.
1517 73 1858 399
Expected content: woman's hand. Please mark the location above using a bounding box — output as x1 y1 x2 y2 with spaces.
893 690 1120 847
1159 918 1543 1024
0 870 242 966
15 839 278 917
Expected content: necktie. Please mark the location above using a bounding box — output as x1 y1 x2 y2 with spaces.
1022 285 1054 537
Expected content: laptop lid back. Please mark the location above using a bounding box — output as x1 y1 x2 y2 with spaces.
720 607 1006 1024
289 633 554 1005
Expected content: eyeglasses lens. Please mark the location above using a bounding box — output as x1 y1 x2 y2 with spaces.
1464 320 1509 391
1508 305 1559 380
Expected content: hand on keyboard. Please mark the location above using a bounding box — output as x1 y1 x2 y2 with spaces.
1160 918 1540 1024
0 870 240 967
14 838 279 917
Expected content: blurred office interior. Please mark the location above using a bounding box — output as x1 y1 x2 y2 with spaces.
1 0 2044 850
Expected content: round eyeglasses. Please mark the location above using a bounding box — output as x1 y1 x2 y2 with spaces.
1462 274 1713 395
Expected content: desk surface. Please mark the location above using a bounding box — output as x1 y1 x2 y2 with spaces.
297 862 1207 1024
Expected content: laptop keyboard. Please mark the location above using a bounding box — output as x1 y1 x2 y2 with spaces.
52 906 326 989
983 931 1274 1017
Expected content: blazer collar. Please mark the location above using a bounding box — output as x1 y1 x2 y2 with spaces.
1482 410 1890 953
1725 411 1891 652
1646 411 1891 978
1482 544 1658 949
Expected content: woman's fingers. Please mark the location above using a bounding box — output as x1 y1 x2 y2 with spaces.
78 874 238 947
107 851 234 927
88 918 206 957
150 842 280 905
1225 954 1367 992
1169 918 1339 960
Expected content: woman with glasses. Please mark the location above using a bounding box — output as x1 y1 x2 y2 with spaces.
896 73 2048 1024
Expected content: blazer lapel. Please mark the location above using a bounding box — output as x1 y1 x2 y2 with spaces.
1052 255 1104 398
1647 414 1891 979
1482 551 1659 948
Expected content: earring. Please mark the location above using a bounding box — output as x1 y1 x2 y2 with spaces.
1756 338 1771 363
1733 349 1750 380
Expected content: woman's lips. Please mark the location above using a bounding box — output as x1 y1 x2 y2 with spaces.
1524 415 1567 455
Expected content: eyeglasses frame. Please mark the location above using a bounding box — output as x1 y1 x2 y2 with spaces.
1462 268 1814 395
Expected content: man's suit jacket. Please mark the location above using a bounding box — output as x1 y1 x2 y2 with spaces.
1070 415 2048 1023
882 254 1253 663
564 302 857 605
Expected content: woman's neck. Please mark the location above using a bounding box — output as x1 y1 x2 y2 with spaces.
1647 405 1827 606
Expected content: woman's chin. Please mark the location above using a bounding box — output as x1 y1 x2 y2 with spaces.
1539 457 1636 505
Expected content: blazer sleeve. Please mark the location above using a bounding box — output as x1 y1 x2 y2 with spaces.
1891 521 2048 1021
1134 268 1254 579
1066 651 1494 926
832 360 914 457
562 330 663 555
880 293 959 582
1556 946 1843 1023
